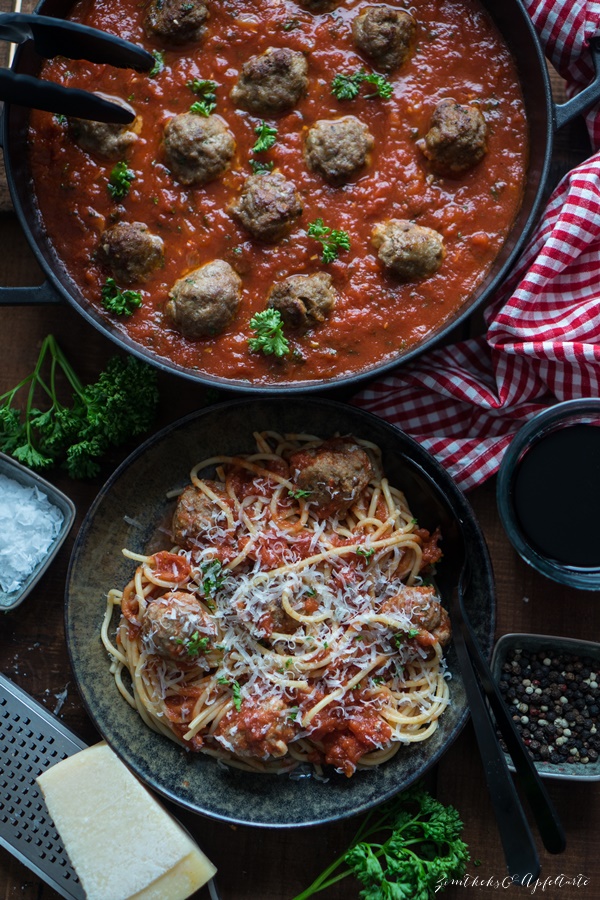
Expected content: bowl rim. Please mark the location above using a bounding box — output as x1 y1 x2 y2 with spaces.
0 451 76 612
491 631 600 782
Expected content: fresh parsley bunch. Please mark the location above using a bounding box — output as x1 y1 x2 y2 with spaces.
0 335 159 478
293 785 470 899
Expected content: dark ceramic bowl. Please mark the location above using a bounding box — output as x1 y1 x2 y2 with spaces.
65 398 495 827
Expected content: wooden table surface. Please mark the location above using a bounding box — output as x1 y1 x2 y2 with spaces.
1 9 600 899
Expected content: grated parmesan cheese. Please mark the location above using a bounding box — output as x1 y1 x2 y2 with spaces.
0 473 64 595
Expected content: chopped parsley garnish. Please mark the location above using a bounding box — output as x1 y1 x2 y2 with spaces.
107 161 135 200
289 487 311 499
249 159 274 175
331 69 394 101
356 546 375 559
248 309 290 358
217 676 242 710
252 120 278 153
149 49 165 77
188 78 218 116
288 707 299 721
175 631 210 657
307 218 351 264
101 278 142 317
394 628 421 647
54 113 67 125
201 558 224 595
282 18 301 31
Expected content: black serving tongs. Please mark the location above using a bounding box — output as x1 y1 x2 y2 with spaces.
0 12 154 122
450 560 566 882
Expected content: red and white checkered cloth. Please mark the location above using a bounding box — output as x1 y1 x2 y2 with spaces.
353 0 600 491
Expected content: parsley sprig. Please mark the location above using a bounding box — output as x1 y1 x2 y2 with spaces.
252 120 278 153
293 785 469 900
0 335 158 477
101 278 142 317
149 49 165 77
307 218 351 264
331 69 394 101
188 78 218 116
248 309 290 358
107 161 135 200
218 676 243 711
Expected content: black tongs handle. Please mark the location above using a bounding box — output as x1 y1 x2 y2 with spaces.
0 69 134 122
456 570 566 856
0 13 154 71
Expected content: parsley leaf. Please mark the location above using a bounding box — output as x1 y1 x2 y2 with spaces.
249 159 274 175
188 78 218 116
201 559 224 596
101 277 142 317
0 336 158 479
218 677 243 711
252 120 278 153
149 49 165 77
293 785 469 900
307 218 351 264
248 309 290 358
331 68 393 101
289 487 311 499
394 628 421 647
175 631 210 657
356 546 375 559
107 161 135 200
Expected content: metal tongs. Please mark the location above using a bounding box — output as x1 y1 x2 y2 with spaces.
0 12 154 122
451 562 566 883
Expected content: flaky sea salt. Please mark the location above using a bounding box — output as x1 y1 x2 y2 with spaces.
0 473 64 595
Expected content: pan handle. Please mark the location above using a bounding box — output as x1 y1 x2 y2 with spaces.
555 37 600 131
0 282 61 304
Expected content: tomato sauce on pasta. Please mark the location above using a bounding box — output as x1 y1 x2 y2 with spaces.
101 432 451 777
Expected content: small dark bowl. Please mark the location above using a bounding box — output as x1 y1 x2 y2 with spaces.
0 452 76 612
491 633 600 781
65 397 495 827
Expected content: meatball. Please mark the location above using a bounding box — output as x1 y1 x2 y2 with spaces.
141 591 216 662
213 698 296 759
165 259 242 339
172 482 230 548
288 437 373 520
419 99 488 175
97 222 164 285
163 114 235 186
145 0 208 45
69 96 137 159
231 47 308 115
304 116 374 185
372 219 444 281
352 6 416 72
380 586 451 649
230 172 303 242
267 273 336 330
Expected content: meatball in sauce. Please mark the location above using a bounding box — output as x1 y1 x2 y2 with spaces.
141 591 216 662
145 0 208 45
267 272 336 331
97 222 164 285
352 6 416 72
163 114 235 186
288 437 373 520
165 259 242 338
419 99 488 175
231 47 308 115
230 172 303 242
304 116 374 185
372 219 445 281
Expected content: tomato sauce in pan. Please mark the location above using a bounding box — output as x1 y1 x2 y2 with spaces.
28 0 528 386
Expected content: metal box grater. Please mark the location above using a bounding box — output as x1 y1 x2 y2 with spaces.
0 672 87 899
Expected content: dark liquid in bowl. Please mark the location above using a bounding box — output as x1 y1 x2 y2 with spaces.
512 424 600 568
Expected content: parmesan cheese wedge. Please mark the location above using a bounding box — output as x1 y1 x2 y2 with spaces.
36 741 216 900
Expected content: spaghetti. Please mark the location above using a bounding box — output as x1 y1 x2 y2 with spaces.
101 432 451 777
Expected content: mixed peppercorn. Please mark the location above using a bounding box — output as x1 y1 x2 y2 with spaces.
498 646 600 766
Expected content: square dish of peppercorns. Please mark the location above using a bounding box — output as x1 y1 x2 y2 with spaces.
491 633 600 780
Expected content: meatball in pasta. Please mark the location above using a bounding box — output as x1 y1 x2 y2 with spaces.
288 437 373 520
141 592 216 662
